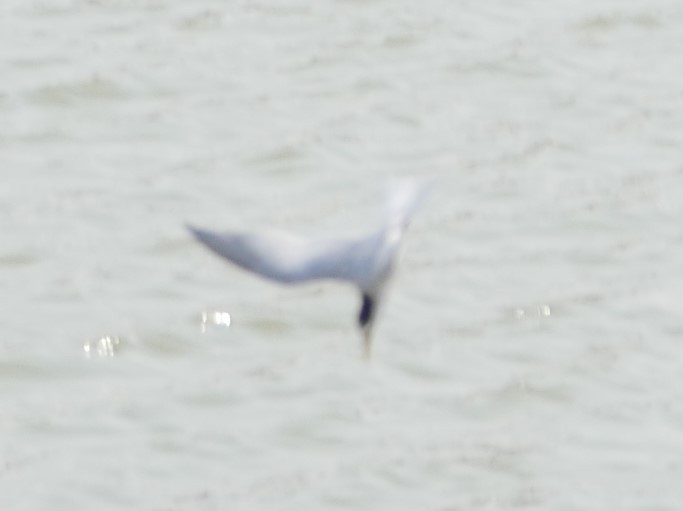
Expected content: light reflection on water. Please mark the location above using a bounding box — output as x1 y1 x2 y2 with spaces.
82 336 121 358
514 304 552 319
200 310 232 333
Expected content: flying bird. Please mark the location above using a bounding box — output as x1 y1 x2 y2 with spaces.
188 180 428 357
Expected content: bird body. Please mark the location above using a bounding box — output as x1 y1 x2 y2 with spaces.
188 180 427 357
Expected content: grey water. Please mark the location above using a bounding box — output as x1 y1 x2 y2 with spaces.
2 0 683 509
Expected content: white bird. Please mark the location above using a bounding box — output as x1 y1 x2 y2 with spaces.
188 180 428 357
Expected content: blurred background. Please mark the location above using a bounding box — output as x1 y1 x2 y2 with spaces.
2 0 683 509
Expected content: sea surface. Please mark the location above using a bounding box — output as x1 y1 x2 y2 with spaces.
2 0 683 509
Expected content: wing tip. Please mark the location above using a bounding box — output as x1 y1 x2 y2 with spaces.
186 224 219 250
186 223 204 239
385 178 431 226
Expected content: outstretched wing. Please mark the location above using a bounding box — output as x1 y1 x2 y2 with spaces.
188 225 364 285
384 178 431 228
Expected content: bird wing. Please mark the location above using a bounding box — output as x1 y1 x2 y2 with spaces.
384 178 430 228
188 225 364 285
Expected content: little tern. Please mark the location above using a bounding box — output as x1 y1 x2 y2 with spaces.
188 180 428 357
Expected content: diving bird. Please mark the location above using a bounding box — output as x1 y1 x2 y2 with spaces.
188 180 428 357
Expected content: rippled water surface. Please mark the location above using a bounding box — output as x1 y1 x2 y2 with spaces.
3 1 683 509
